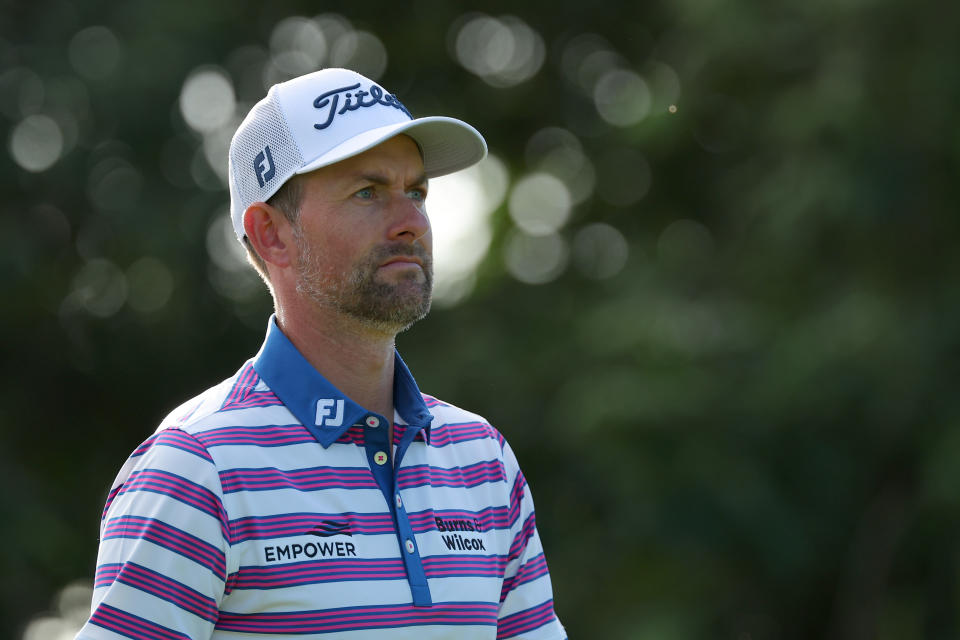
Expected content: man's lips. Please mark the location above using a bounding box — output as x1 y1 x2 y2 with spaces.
379 256 424 269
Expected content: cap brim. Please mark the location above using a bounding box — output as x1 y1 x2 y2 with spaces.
296 116 487 179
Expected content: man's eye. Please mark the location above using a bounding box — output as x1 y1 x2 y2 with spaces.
407 188 427 201
355 187 374 199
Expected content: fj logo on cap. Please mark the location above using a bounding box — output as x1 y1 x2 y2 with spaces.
316 398 345 427
313 83 412 131
254 145 276 187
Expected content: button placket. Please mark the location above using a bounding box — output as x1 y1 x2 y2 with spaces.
365 417 432 606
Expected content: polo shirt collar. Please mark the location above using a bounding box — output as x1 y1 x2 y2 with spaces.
252 315 433 448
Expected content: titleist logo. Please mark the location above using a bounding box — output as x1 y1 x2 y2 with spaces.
313 83 412 130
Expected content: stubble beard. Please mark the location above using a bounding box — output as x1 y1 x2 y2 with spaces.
294 234 433 334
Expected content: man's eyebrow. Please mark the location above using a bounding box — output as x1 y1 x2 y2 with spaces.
354 172 428 187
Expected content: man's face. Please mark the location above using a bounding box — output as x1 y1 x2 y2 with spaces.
290 135 433 333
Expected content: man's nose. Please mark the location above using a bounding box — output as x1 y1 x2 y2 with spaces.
386 194 430 243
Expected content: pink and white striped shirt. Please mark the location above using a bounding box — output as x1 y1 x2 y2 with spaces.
77 317 565 639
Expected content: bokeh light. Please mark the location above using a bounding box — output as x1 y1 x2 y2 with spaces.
508 173 572 236
593 69 652 127
67 26 121 80
20 580 91 640
201 122 238 186
573 223 629 279
126 257 175 313
504 231 569 285
428 154 509 305
0 67 44 118
657 218 716 272
451 14 545 87
87 157 143 212
179 67 236 134
9 114 63 172
330 30 388 80
269 16 327 76
645 61 682 114
560 34 622 92
225 45 271 102
206 214 261 301
191 146 225 191
595 146 652 207
524 127 595 204
68 259 128 318
46 108 80 157
261 14 377 87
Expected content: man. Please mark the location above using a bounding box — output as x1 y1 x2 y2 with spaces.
76 67 565 639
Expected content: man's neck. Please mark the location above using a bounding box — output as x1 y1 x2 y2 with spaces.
276 301 398 422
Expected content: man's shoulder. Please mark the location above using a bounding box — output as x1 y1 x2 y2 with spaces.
155 360 290 436
422 393 489 425
421 393 508 450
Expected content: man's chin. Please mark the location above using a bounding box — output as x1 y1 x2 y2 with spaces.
344 283 432 332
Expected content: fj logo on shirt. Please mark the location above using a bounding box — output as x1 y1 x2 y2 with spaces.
316 398 344 427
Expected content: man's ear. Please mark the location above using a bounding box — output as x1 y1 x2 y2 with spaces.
243 202 294 270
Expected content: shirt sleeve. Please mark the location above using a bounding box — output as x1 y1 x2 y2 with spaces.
75 428 231 640
497 440 566 640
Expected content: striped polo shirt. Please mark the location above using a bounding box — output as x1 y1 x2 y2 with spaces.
77 317 565 639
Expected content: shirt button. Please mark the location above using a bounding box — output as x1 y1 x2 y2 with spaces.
395 494 403 508
405 539 415 554
365 416 380 428
373 451 388 465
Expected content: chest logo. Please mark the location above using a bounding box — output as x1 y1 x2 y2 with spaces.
316 398 345 427
309 520 352 537
436 516 487 551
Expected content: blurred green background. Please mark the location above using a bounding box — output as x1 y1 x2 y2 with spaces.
3 0 959 638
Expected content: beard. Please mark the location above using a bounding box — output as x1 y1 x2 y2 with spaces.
294 235 433 333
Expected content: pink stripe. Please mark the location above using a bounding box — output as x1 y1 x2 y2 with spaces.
116 563 218 622
500 552 548 602
507 511 538 563
428 422 500 447
124 471 220 514
421 394 449 408
196 425 314 448
104 517 225 578
497 600 556 638
91 604 191 640
130 433 162 458
398 460 507 488
153 429 213 462
215 601 498 633
220 466 376 493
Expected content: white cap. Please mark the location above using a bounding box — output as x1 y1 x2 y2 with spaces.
228 67 488 241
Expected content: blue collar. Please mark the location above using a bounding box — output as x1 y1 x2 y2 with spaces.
252 315 433 448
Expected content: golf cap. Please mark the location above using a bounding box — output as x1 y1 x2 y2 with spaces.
228 67 488 241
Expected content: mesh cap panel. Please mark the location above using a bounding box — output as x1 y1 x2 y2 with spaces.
228 92 305 239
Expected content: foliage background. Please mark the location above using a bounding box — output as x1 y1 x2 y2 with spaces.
2 0 958 638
